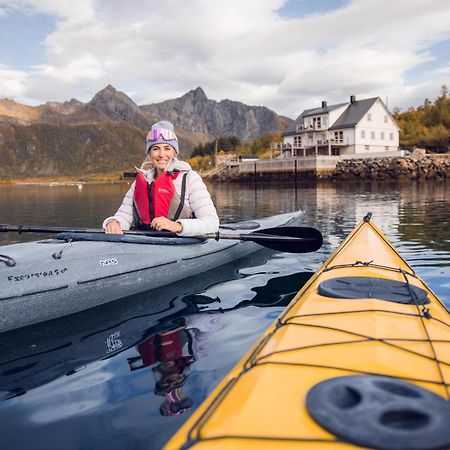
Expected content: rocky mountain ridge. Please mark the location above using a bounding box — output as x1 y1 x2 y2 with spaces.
0 85 155 128
141 87 292 140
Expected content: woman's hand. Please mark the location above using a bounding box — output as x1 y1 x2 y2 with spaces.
105 219 123 234
151 217 183 233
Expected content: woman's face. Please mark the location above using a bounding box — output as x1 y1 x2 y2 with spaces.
149 144 177 172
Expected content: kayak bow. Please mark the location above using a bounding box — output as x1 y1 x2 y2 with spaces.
0 212 307 332
166 215 450 450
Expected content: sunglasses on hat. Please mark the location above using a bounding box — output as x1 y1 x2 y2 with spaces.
146 128 178 142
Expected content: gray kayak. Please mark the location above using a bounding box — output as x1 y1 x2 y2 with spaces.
0 212 300 332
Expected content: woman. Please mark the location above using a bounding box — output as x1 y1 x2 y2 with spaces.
103 120 219 236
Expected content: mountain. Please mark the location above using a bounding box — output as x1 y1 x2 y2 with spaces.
0 85 153 127
141 87 292 140
0 98 84 125
0 86 292 178
66 85 154 128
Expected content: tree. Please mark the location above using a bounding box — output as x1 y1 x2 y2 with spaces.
259 131 274 150
191 141 215 157
395 88 450 152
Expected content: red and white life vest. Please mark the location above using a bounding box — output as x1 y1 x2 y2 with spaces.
128 326 194 369
132 170 192 228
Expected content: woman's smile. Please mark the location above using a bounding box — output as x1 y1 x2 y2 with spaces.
150 144 177 173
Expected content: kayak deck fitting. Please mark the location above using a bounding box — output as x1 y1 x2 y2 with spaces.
166 214 450 450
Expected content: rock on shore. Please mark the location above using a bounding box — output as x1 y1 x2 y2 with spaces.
332 155 450 180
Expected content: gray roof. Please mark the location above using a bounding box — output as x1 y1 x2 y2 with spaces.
284 103 348 134
328 97 378 130
302 103 349 118
239 154 258 159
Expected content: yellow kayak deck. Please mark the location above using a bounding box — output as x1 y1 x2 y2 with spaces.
166 216 450 449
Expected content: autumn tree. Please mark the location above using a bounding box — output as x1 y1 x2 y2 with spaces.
394 86 450 152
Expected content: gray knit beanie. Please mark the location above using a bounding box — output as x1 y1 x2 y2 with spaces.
145 120 179 154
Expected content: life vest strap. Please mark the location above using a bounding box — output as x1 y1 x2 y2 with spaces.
147 180 154 221
173 172 188 221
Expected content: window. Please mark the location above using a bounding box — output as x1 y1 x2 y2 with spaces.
361 130 365 139
385 146 389 151
384 115 388 123
312 116 322 129
365 145 370 151
390 133 394 140
371 131 375 139
381 132 385 140
334 131 343 143
367 113 372 121
294 136 302 147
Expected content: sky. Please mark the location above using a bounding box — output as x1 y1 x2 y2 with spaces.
0 0 449 118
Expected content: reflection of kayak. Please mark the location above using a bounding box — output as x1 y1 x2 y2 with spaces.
166 214 450 450
0 251 310 402
0 212 298 331
0 248 277 401
0 290 189 401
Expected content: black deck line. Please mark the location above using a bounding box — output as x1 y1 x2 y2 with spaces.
0 284 69 301
181 242 240 261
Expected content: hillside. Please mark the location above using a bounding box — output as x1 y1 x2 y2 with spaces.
0 122 145 178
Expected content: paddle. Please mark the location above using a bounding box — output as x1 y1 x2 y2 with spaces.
0 224 323 253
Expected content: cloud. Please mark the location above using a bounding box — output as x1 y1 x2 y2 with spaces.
27 54 106 101
0 64 28 97
1 0 449 115
0 0 95 21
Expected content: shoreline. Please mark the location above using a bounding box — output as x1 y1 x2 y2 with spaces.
2 154 449 185
0 172 129 186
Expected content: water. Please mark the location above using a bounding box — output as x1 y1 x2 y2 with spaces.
0 180 449 449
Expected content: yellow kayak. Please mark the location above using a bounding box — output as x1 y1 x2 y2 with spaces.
166 214 450 450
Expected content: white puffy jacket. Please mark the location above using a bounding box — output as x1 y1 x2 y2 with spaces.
102 158 219 236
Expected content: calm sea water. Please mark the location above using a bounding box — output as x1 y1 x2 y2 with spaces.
0 180 449 450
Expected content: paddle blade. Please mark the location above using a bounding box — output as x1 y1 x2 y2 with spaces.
249 226 323 253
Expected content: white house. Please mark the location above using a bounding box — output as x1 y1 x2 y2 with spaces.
281 96 400 157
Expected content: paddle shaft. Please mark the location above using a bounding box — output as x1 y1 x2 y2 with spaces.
0 224 323 253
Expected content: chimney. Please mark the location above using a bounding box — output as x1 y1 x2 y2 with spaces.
321 101 327 108
350 95 356 104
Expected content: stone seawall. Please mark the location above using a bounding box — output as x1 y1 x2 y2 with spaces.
332 155 450 180
208 155 450 182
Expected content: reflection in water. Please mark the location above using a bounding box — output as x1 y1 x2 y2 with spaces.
0 180 449 449
211 179 450 257
397 182 450 254
0 268 305 399
128 322 196 416
0 267 306 449
2 180 448 257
